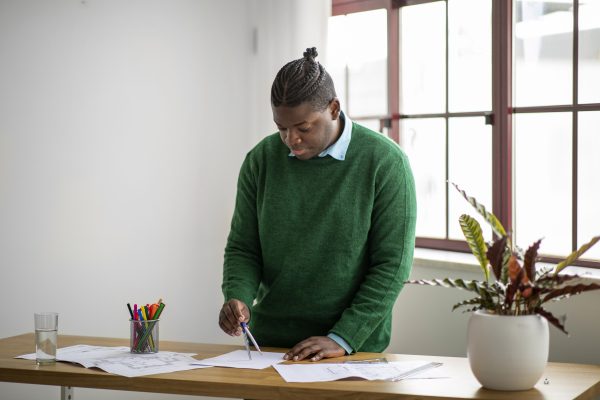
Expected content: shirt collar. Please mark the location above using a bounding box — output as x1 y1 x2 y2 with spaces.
288 111 352 161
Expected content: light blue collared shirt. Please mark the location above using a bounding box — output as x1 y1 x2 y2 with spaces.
328 332 354 355
288 111 352 161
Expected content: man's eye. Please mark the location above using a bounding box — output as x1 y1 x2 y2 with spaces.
298 128 310 133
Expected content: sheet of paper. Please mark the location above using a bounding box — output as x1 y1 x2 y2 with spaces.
192 350 284 370
273 360 442 383
92 351 209 377
16 344 211 377
404 364 451 380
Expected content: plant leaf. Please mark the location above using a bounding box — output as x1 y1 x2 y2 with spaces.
504 281 518 309
541 282 600 303
452 297 484 311
406 278 499 309
500 246 512 284
452 183 507 237
554 236 600 274
459 214 489 281
459 305 486 313
523 239 542 282
535 307 568 335
507 255 522 284
535 273 580 289
486 236 507 281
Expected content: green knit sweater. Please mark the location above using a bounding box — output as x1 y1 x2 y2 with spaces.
222 123 416 352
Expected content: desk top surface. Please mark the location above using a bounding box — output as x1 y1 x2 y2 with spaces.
1 333 599 400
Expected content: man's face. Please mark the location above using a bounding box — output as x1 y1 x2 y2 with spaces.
272 100 341 161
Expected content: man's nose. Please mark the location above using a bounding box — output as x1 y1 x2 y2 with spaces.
286 130 301 146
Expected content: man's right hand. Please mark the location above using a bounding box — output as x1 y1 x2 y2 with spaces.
218 299 250 336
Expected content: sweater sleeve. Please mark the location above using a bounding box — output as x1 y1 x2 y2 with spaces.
329 155 417 351
222 153 262 310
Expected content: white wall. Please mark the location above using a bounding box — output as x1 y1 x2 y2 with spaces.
0 0 328 399
247 0 330 145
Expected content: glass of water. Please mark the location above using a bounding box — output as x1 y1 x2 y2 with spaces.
34 312 58 365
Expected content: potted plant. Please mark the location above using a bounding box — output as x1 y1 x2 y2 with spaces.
407 183 600 391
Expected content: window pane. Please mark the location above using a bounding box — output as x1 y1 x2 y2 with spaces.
327 10 387 117
400 2 446 114
448 0 492 112
578 111 600 260
354 118 382 133
514 0 573 107
328 15 348 110
448 117 493 240
399 118 446 238
578 1 600 104
514 113 571 256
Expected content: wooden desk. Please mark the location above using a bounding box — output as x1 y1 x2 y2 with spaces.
1 333 599 399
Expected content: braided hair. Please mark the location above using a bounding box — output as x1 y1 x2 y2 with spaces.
271 47 337 111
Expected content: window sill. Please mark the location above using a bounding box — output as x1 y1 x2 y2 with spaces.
413 248 600 283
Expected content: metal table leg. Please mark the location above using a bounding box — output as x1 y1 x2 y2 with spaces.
61 386 74 400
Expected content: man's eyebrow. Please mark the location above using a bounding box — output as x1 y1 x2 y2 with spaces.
274 120 309 127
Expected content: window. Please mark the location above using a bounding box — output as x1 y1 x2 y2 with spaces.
331 0 600 267
328 9 388 133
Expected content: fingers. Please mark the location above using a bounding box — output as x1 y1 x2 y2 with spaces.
283 337 346 362
218 299 249 336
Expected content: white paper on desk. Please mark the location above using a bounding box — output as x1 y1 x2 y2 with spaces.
403 364 451 380
92 351 210 378
273 360 441 383
192 350 284 370
14 344 124 366
16 344 211 378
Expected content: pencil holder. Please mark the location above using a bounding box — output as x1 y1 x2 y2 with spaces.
130 319 159 353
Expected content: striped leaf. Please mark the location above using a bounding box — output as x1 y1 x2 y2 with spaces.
554 236 600 274
407 278 496 298
541 282 600 303
452 183 506 237
535 307 568 335
535 274 579 289
486 236 507 281
500 246 512 284
452 297 484 312
459 214 489 281
523 239 542 282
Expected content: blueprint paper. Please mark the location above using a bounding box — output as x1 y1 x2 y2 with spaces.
192 350 284 370
273 360 442 382
16 344 210 377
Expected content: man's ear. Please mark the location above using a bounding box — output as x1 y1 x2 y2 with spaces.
329 98 341 120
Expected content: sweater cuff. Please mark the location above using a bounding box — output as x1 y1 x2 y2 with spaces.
327 333 354 355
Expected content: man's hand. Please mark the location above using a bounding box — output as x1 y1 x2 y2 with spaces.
219 299 250 336
284 336 346 362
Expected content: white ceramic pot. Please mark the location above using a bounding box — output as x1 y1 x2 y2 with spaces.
467 310 549 391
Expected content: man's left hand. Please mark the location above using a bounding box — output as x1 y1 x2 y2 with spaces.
283 336 345 362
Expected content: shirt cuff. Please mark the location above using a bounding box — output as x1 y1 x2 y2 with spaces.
327 333 353 355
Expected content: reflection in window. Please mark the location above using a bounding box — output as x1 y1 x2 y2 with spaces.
514 113 572 256
400 2 446 114
448 117 492 240
448 0 492 112
399 118 446 239
514 0 573 106
328 10 387 118
578 2 600 104
578 111 600 260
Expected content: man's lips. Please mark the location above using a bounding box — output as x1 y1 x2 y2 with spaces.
291 148 307 156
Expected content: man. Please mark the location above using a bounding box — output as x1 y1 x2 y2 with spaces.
219 47 416 362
